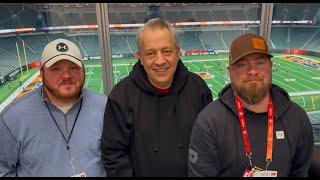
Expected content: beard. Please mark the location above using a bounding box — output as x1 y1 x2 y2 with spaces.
43 77 84 101
232 77 271 105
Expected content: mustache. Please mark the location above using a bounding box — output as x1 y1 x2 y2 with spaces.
244 77 263 82
59 80 75 85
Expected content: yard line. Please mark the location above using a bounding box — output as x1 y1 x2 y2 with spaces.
183 58 228 63
186 61 220 95
276 59 320 78
275 57 320 77
85 66 93 87
291 96 305 107
276 62 320 90
289 91 320 96
125 63 130 75
198 61 228 79
85 64 101 67
272 78 299 92
294 55 320 62
100 81 103 94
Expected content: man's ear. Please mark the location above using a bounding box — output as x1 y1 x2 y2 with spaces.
137 53 143 65
227 65 231 73
40 66 44 79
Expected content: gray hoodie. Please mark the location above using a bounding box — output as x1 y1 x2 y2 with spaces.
188 83 314 177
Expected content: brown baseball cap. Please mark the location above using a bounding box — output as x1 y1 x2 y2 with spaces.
229 33 273 65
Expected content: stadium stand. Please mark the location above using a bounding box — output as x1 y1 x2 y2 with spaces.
178 31 203 50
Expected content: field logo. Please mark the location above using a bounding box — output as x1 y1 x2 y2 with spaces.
196 72 213 79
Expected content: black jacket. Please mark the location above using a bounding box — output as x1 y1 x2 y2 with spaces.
188 84 314 177
101 60 213 177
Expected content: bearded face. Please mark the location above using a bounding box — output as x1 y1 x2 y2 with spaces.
41 60 84 102
231 76 271 104
228 53 272 105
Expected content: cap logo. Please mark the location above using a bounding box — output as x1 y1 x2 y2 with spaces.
251 37 266 51
56 42 68 52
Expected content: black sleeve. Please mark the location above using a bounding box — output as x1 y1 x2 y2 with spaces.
201 78 213 108
188 110 220 177
289 110 314 177
101 93 133 177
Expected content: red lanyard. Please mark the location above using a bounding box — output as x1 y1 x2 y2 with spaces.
234 96 274 169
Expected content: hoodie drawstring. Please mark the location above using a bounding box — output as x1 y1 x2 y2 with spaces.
174 94 183 149
154 94 159 152
153 92 183 152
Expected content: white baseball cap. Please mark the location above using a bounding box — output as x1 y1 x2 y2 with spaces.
41 38 83 68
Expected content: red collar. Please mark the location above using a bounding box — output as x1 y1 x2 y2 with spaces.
154 86 170 95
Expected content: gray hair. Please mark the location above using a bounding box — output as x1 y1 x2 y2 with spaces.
136 17 180 54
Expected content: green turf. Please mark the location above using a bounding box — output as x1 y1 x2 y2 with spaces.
107 53 320 113
1 53 319 114
0 68 38 104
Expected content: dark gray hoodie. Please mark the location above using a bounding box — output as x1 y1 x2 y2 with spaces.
188 83 314 177
101 59 212 177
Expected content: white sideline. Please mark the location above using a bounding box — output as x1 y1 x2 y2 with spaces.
0 70 40 113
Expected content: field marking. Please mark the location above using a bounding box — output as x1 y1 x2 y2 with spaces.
187 62 220 95
273 59 320 91
276 67 315 91
198 61 228 81
276 57 320 76
292 96 305 107
86 64 101 67
275 58 319 78
289 91 320 96
294 55 320 62
184 58 228 63
125 64 130 75
276 56 320 77
100 81 103 94
279 67 319 89
85 66 93 87
0 71 40 113
312 96 319 111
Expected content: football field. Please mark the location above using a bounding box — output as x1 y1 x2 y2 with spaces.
1 53 320 142
1 53 319 117
84 53 320 115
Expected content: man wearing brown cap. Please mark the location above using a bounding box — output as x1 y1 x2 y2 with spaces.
188 33 314 177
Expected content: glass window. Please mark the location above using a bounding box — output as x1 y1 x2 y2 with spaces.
107 3 262 97
0 3 103 111
270 3 320 144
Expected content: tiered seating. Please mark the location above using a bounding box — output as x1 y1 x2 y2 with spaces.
110 35 130 54
79 35 100 55
212 11 229 21
135 12 148 23
271 27 289 49
221 30 242 48
289 27 317 49
195 11 213 21
200 31 225 50
127 35 138 53
230 10 247 21
178 31 203 50
21 34 48 60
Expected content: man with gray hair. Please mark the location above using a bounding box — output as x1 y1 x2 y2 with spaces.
101 18 212 176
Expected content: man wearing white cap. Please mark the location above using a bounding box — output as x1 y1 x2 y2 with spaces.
0 39 107 177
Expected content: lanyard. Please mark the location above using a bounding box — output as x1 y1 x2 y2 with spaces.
44 98 83 150
234 96 274 170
